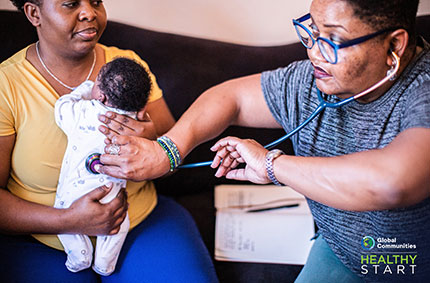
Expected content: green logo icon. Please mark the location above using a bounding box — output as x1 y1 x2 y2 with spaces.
362 236 375 250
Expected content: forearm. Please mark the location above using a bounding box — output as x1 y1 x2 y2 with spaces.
0 189 71 234
275 146 429 211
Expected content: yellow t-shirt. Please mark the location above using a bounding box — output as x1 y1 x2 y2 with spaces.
0 44 160 250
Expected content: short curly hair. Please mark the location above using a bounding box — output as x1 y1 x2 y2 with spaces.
344 0 419 45
97 57 152 112
10 0 42 11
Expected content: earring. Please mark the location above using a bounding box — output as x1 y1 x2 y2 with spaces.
386 51 399 81
386 64 397 81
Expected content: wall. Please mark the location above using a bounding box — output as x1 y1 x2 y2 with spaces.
1 0 429 46
103 0 312 46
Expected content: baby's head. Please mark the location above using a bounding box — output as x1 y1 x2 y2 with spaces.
91 57 152 112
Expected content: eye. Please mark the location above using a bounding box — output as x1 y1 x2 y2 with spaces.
329 34 343 45
308 23 320 38
63 1 78 8
92 0 103 6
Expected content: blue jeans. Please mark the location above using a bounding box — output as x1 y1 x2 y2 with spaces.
295 235 363 283
0 195 218 283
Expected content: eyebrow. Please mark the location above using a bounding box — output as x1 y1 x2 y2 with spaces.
323 24 349 32
310 14 349 32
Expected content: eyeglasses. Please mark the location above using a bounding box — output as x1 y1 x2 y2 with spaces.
292 13 396 64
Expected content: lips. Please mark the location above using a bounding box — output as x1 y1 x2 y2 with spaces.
312 64 331 79
75 27 98 41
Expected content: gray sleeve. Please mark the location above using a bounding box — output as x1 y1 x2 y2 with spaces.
402 81 430 130
261 60 313 130
261 67 290 126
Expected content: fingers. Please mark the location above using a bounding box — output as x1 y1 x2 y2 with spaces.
211 140 236 167
98 112 135 135
210 136 241 152
108 210 128 235
113 187 127 205
211 147 227 168
210 137 244 175
102 136 133 156
213 153 241 178
97 137 166 182
105 135 132 147
99 111 157 139
105 188 128 235
210 136 269 182
97 136 140 178
95 159 127 179
215 165 231 178
109 189 128 217
99 125 119 143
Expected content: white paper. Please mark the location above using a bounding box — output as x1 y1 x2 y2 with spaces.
214 184 315 265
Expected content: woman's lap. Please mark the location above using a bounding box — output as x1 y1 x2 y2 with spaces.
106 194 218 282
0 195 218 283
0 234 98 282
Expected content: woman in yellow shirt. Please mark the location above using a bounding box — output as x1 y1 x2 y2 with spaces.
0 0 217 281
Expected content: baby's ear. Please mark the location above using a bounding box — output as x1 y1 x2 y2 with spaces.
97 93 106 103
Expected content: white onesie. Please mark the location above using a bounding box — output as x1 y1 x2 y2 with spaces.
54 81 131 276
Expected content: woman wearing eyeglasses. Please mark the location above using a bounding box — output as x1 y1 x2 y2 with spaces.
98 0 430 281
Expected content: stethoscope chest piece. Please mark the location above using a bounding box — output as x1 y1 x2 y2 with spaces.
85 153 101 174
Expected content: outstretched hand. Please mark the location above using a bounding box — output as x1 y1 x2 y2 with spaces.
210 137 270 184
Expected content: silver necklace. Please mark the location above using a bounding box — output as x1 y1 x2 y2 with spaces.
35 41 96 91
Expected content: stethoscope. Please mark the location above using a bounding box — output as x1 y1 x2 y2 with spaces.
178 51 400 169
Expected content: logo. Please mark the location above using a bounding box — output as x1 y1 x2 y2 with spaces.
360 236 418 276
362 236 375 250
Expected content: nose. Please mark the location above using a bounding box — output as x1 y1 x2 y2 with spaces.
78 2 97 22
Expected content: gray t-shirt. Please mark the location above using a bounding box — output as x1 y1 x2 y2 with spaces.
261 38 430 281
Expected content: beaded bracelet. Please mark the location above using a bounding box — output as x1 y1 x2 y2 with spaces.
157 136 182 171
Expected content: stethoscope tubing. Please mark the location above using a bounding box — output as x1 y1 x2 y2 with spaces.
178 52 400 169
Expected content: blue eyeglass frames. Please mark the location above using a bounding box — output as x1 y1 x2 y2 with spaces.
293 13 396 64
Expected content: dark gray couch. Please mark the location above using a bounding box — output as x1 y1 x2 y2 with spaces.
2 9 429 283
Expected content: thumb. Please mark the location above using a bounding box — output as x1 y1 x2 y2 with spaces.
225 169 248 181
87 182 113 201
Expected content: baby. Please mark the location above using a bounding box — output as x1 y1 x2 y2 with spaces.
54 57 152 276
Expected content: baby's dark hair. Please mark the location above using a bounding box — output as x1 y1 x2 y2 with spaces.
344 0 419 45
97 57 152 112
10 0 41 11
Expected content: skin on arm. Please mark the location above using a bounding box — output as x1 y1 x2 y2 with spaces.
97 74 281 181
0 135 127 236
211 128 430 211
169 73 281 156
